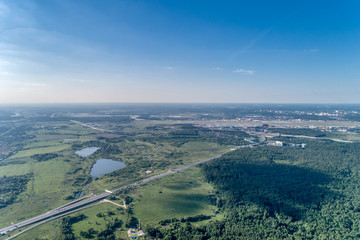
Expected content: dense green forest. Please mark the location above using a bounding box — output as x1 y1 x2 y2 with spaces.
269 128 327 137
146 140 360 239
0 174 31 208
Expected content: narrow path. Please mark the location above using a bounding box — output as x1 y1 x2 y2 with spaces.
101 199 127 209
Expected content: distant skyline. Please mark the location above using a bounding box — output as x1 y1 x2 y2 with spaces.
0 0 359 103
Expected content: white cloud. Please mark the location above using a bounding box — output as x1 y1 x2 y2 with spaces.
0 59 13 66
164 66 174 71
213 67 223 71
0 80 48 87
233 69 254 75
0 71 13 76
24 82 48 87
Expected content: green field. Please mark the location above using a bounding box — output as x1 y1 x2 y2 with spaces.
9 144 70 159
12 166 218 240
22 140 64 149
131 167 217 225
0 119 234 239
12 203 129 240
1 105 360 239
0 123 98 228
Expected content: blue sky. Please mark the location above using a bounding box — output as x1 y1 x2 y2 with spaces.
0 0 359 103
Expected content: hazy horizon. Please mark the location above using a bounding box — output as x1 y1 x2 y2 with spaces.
2 102 360 107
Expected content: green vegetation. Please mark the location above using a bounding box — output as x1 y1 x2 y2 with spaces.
269 127 327 137
70 204 127 239
0 114 234 235
31 153 59 162
12 204 128 240
149 141 360 239
142 124 249 147
9 144 70 159
0 174 31 208
3 104 360 239
59 212 124 240
130 167 217 224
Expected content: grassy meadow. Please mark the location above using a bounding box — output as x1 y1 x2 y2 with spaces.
0 119 233 239
130 167 218 225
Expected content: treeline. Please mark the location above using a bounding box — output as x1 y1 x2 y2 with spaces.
60 214 87 240
141 124 249 146
145 141 360 239
0 174 32 208
269 128 327 137
158 215 211 226
31 153 59 162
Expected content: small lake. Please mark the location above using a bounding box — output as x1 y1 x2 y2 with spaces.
90 159 126 178
75 147 100 157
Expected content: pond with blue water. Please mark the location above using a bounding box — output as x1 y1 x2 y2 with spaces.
90 159 126 178
75 147 100 157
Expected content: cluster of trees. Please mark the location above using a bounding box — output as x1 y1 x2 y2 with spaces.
269 128 327 137
60 214 87 240
60 213 123 240
64 190 84 201
141 124 249 147
94 145 122 156
96 218 123 240
164 150 186 160
79 228 98 238
159 215 211 226
31 153 59 162
0 174 31 208
71 175 92 187
145 141 360 239
125 216 139 228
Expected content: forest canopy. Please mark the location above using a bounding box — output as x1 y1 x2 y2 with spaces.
148 141 360 239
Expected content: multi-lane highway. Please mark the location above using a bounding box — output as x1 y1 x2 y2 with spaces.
0 152 226 237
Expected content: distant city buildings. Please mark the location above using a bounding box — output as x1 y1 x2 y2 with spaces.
267 141 306 148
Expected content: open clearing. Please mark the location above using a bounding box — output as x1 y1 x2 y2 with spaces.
9 144 70 159
131 167 218 224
